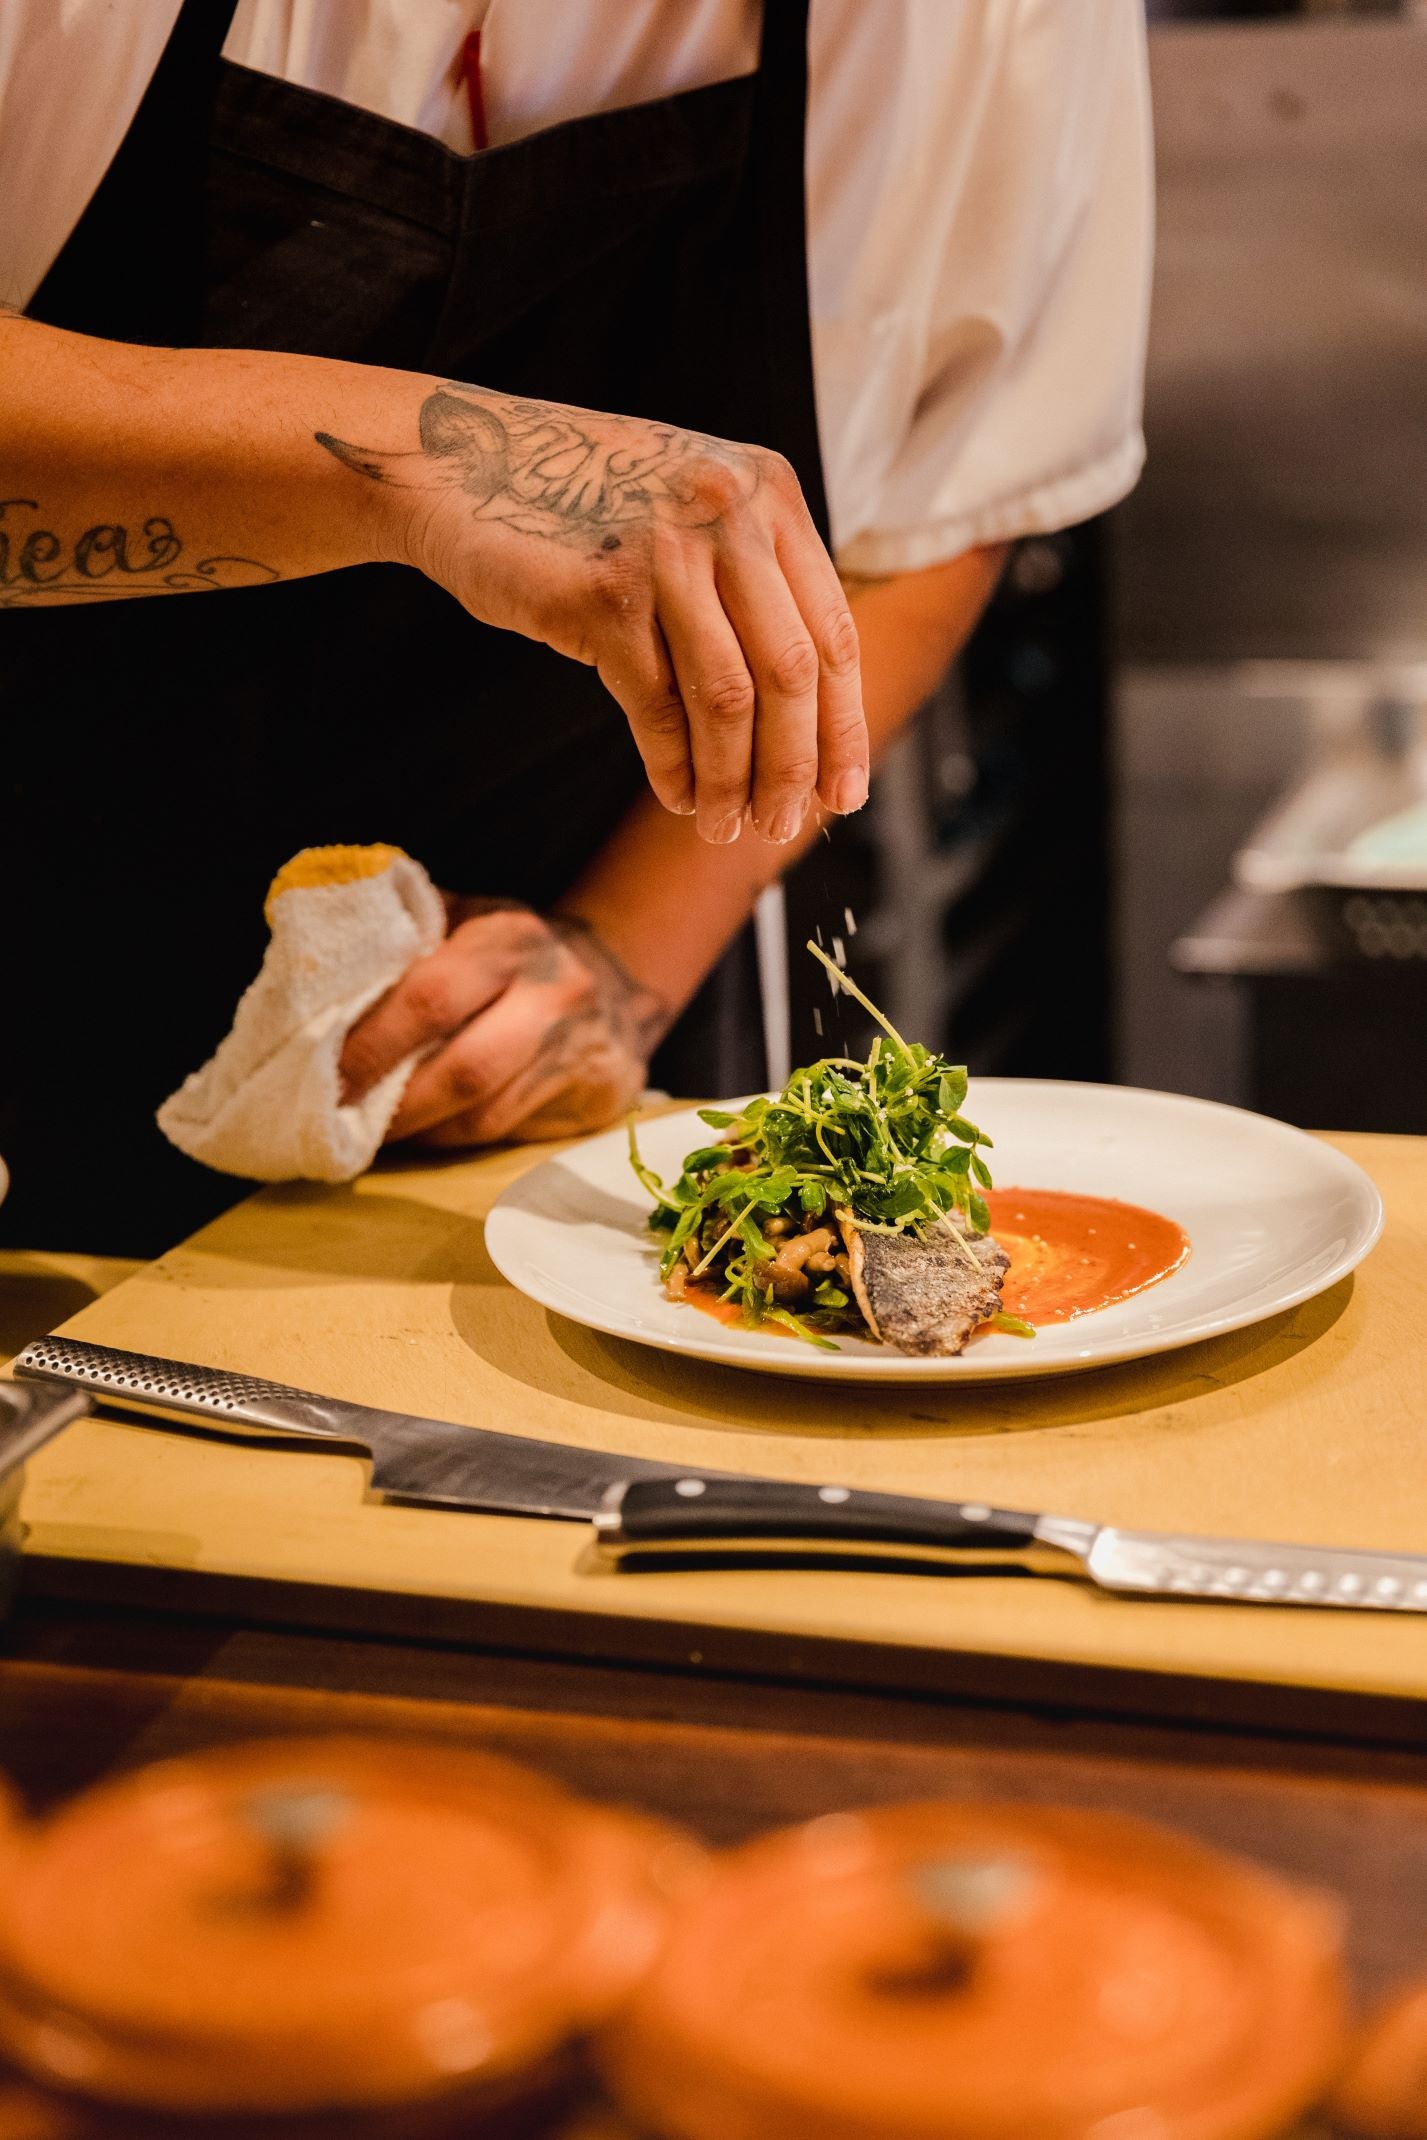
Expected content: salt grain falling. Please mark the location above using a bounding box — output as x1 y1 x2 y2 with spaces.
814 925 825 946
813 1007 824 1036
843 907 858 937
832 936 847 968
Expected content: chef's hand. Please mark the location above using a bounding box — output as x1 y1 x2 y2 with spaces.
338 900 669 1147
317 380 867 846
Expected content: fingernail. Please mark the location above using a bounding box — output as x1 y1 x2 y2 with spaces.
769 801 806 845
669 789 696 817
705 811 744 845
833 766 869 814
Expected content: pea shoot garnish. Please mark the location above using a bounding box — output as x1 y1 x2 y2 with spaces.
631 942 1031 1349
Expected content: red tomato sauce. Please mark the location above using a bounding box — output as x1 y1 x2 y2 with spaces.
682 1284 744 1326
985 1187 1190 1326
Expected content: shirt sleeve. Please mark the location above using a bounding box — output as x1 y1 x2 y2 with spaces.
808 0 1154 578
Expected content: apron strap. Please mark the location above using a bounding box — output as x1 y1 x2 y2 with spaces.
748 0 829 546
29 0 241 343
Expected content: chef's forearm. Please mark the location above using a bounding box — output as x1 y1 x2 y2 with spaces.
0 313 417 604
557 543 1007 1015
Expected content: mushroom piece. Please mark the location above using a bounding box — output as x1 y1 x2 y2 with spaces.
759 1226 839 1306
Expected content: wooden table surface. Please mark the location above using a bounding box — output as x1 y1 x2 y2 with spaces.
3 1195 1426 2137
16 1130 1427 1732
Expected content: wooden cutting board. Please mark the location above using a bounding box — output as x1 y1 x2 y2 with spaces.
11 1130 1427 1736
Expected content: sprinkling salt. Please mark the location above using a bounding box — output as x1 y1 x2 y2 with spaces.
844 907 858 937
813 1007 824 1036
832 936 847 967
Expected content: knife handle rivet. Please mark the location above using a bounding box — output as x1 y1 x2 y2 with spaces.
1337 1573 1363 1595
1260 1569 1286 1588
1225 1566 1249 1585
1298 1571 1325 1591
1376 1577 1402 1599
960 1504 991 1523
674 1478 707 1498
819 1486 851 1504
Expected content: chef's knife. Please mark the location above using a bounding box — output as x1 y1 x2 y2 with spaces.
16 1336 1427 1614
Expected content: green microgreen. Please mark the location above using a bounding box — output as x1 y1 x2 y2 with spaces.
629 943 1030 1347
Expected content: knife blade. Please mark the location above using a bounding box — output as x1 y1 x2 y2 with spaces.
12 1334 717 1519
16 1338 1427 1614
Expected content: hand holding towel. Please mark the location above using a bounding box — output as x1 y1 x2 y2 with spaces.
157 845 445 1183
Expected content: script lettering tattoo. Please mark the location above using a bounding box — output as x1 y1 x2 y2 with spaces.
0 498 279 607
316 381 763 551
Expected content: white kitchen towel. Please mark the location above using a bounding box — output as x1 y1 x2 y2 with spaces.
157 847 446 1183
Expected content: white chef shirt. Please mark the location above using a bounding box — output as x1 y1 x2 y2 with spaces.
0 0 1152 576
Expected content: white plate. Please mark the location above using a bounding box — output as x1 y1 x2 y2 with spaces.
485 1083 1384 1383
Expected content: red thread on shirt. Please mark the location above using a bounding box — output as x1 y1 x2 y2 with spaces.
462 30 489 153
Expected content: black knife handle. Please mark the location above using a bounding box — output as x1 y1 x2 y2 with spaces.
594 1476 1039 1568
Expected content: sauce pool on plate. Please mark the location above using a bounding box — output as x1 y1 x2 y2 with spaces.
985 1187 1189 1327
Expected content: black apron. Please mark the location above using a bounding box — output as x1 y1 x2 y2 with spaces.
2 0 829 1257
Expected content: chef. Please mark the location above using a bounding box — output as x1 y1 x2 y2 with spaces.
0 1 1151 1256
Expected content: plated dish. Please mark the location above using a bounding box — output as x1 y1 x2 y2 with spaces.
487 955 1383 1384
629 952 1189 1360
487 1096 1382 1386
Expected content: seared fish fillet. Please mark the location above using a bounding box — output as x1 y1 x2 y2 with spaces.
840 1210 1010 1357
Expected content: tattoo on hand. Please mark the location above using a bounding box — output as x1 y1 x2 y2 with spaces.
435 899 671 1140
316 381 762 552
552 915 672 1059
0 497 279 607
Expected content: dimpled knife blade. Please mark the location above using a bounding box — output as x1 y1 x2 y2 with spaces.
1081 1525 1427 1611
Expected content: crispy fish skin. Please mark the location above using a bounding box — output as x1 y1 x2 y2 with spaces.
839 1209 1010 1357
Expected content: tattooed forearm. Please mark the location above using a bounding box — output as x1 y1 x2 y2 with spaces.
316 381 763 554
0 496 279 607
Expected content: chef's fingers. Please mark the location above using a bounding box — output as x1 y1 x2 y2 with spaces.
714 530 822 844
768 482 868 817
592 602 694 817
338 911 544 1102
654 538 758 844
416 1062 577 1148
385 972 592 1141
421 1039 634 1147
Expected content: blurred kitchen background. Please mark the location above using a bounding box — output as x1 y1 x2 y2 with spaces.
822 0 1427 1134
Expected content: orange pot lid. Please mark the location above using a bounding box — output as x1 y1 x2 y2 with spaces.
601 1799 1345 2140
0 1738 697 2118
1333 1980 1427 2138
0 2085 84 2140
